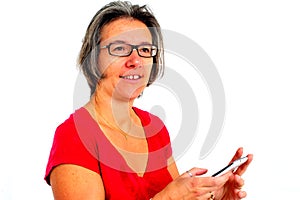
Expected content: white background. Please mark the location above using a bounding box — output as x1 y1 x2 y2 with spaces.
1 0 299 199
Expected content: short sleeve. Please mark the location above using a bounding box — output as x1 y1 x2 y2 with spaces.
159 124 172 159
44 114 100 185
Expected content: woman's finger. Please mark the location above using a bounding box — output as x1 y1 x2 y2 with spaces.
182 167 208 178
235 154 253 176
234 174 245 189
237 190 247 199
229 147 244 164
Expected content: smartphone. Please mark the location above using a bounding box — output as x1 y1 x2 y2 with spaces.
212 156 248 177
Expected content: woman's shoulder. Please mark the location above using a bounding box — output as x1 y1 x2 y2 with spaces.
132 106 149 116
133 107 163 124
54 107 92 138
45 107 101 184
54 113 75 136
50 106 101 162
133 107 169 139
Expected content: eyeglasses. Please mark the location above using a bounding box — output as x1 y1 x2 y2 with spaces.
100 43 158 58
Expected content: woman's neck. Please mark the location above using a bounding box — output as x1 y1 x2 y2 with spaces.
95 95 134 124
86 85 143 139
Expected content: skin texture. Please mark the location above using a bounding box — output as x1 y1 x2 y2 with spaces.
153 148 254 200
50 18 253 200
97 18 153 101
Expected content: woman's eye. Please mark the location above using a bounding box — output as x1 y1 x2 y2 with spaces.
113 46 125 52
140 47 150 53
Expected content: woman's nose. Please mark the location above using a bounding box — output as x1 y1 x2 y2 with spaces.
125 50 142 68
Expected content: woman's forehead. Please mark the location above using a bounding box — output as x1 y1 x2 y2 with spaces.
100 18 152 44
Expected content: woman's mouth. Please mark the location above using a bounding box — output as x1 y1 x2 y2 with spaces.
119 75 143 80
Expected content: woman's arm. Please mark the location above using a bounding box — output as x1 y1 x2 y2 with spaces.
167 156 180 180
50 164 105 200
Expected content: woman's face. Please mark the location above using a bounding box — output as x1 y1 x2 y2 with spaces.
98 18 153 101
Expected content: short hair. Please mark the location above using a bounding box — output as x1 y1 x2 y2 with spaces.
77 1 165 95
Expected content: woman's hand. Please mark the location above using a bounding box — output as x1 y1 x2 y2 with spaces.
153 147 253 200
153 168 233 200
214 147 254 200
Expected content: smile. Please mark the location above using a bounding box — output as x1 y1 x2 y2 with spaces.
119 75 143 80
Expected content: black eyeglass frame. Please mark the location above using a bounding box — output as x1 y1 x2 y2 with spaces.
100 43 158 58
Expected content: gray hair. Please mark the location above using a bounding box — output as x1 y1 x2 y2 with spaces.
77 1 165 95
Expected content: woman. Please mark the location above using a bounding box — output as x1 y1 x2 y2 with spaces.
45 1 253 199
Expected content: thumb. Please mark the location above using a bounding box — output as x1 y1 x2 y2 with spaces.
195 168 208 176
183 167 208 177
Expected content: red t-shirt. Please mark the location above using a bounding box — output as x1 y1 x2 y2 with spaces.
45 107 173 199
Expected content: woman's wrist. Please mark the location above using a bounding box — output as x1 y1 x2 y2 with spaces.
151 188 170 200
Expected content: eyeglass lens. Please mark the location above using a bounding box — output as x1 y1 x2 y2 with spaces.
109 43 156 57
